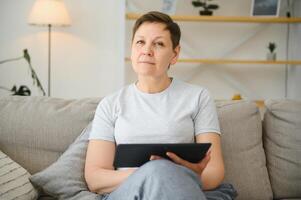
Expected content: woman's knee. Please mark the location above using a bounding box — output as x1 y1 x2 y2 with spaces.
139 159 178 175
132 159 201 187
132 160 205 199
136 159 198 182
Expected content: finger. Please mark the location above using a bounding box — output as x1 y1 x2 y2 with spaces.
166 152 190 166
150 155 163 161
206 149 211 156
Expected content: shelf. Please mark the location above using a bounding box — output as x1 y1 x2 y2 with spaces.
177 59 301 65
125 58 301 65
126 13 301 23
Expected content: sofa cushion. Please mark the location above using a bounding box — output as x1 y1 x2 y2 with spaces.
0 150 38 200
0 96 100 174
29 123 99 200
263 100 301 199
216 100 273 200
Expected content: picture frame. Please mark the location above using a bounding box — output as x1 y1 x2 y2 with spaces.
251 0 281 17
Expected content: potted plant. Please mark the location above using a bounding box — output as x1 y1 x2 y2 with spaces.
0 49 46 96
192 0 219 16
267 42 277 61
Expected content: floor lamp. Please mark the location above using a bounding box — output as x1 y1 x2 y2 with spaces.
28 0 71 96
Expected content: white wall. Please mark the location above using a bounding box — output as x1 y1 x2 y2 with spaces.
0 0 125 98
125 0 301 100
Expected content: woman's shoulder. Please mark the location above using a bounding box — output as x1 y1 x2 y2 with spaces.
99 84 134 104
173 78 210 96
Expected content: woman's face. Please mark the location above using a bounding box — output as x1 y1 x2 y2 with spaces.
131 22 180 79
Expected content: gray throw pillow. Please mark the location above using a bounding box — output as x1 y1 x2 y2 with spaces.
29 124 99 200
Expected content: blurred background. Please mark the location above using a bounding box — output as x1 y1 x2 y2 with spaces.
0 0 300 100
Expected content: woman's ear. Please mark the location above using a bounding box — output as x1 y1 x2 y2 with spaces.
170 45 180 65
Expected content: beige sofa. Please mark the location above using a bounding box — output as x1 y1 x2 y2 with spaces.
0 96 300 200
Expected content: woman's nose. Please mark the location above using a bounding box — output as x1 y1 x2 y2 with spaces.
142 44 153 56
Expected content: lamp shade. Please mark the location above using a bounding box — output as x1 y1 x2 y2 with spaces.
28 0 71 26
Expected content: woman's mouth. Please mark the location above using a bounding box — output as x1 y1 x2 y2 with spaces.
138 61 155 65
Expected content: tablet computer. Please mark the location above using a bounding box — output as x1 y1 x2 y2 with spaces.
113 143 211 168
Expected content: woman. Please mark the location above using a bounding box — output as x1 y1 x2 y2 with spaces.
85 11 237 200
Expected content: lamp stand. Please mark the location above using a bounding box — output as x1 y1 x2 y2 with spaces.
28 0 71 97
48 24 52 96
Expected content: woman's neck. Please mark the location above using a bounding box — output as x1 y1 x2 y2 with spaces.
136 76 172 94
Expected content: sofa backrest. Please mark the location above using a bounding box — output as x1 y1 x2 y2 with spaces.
1 96 276 199
0 96 100 174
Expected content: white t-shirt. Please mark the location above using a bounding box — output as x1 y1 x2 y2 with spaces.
89 78 220 144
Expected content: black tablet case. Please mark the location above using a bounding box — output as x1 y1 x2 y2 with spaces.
113 143 211 168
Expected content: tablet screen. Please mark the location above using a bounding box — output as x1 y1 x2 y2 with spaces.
113 143 211 168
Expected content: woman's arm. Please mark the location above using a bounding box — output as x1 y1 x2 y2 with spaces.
166 132 224 190
85 140 136 194
196 132 225 190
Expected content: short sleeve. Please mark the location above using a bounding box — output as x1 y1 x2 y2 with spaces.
193 89 221 135
89 98 116 142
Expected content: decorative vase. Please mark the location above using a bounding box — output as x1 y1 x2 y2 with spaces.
232 94 242 100
267 52 276 61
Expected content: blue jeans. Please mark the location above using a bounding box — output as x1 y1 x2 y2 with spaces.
99 160 237 200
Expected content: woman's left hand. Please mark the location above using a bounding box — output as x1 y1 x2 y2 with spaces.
166 151 211 176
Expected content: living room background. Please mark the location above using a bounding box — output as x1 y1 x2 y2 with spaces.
0 0 300 100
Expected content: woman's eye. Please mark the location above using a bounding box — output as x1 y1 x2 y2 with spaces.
136 40 144 44
155 42 164 47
